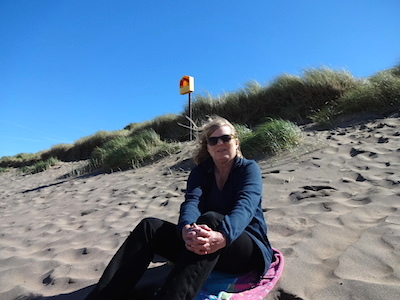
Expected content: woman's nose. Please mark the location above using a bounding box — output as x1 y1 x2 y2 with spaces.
216 138 224 145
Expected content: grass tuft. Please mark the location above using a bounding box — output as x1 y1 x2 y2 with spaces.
20 157 60 174
91 129 180 172
240 119 302 158
0 167 9 173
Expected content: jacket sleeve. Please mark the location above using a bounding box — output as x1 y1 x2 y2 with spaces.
177 167 203 237
217 160 262 246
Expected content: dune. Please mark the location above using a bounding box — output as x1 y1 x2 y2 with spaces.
0 111 399 300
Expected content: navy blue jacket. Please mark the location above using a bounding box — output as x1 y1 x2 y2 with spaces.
178 156 273 275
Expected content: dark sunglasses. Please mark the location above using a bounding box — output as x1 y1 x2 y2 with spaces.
207 134 235 146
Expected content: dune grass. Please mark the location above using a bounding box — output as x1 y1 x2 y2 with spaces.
339 70 400 113
89 129 180 172
0 152 41 168
240 119 302 158
20 157 60 175
1 63 399 174
310 68 400 126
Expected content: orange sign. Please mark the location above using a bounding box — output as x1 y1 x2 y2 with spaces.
179 75 194 95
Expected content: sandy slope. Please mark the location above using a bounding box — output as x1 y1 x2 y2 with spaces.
1 112 399 300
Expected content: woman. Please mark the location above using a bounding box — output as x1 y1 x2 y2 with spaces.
86 116 273 300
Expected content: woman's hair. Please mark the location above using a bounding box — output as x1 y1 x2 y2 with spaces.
193 116 243 165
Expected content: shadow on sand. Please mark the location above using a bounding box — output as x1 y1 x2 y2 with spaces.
15 262 303 300
13 285 93 300
15 263 171 300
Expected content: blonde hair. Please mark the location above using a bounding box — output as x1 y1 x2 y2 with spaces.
193 116 243 165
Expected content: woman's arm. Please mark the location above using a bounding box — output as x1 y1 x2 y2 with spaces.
217 160 262 245
177 167 203 236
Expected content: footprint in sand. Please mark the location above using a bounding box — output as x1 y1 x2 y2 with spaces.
289 185 337 201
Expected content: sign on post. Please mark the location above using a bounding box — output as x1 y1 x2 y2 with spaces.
179 75 194 140
179 75 194 95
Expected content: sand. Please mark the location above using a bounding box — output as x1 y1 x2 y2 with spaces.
1 112 399 300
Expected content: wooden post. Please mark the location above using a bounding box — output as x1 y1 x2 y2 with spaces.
188 92 192 140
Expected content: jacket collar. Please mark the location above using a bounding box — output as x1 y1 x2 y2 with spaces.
200 156 243 174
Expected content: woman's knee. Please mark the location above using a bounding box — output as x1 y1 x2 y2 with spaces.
197 211 224 229
135 217 164 234
139 217 162 226
134 217 177 242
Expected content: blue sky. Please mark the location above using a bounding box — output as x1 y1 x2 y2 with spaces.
1 0 399 158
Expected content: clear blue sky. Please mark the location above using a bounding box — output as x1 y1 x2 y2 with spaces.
1 0 399 158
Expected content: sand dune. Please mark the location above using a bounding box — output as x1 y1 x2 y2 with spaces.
1 112 399 300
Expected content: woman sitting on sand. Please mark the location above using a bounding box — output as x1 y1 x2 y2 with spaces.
86 116 273 300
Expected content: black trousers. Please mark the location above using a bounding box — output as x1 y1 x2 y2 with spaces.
85 211 262 300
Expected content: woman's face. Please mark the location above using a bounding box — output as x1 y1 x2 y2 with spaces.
207 125 238 165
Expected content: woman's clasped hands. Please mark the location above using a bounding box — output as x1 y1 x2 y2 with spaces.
182 223 227 255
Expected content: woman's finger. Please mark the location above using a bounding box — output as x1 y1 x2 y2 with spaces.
191 227 211 238
197 224 212 231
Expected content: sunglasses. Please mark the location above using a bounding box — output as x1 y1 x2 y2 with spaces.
207 134 235 146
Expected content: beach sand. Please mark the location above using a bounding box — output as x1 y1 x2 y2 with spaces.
1 112 399 300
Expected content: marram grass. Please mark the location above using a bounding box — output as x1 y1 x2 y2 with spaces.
240 119 302 158
1 63 399 173
91 129 180 172
20 157 60 175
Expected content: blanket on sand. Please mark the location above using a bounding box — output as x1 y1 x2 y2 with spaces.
195 248 284 300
